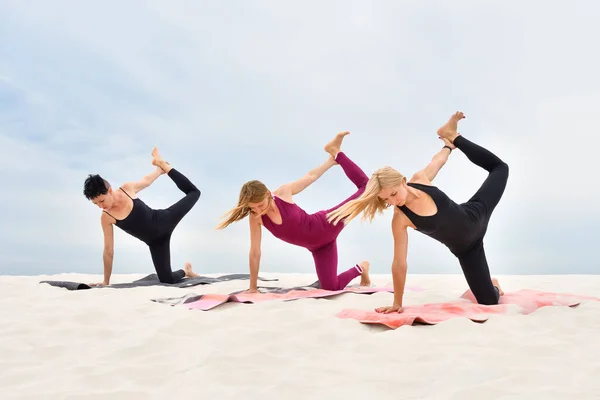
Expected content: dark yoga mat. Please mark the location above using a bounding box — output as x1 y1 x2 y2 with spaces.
241 280 320 293
40 273 278 291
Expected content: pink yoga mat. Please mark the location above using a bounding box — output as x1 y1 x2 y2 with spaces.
336 289 600 329
152 285 412 311
186 286 394 311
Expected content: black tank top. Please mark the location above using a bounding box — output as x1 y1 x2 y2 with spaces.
398 183 483 255
104 188 158 245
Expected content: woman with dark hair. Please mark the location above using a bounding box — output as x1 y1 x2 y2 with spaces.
83 147 201 286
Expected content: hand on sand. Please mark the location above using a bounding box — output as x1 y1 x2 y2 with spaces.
375 304 403 314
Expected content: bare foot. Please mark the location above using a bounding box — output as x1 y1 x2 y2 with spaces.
437 111 465 143
184 262 200 278
359 261 371 286
151 147 173 174
324 131 350 159
492 277 504 296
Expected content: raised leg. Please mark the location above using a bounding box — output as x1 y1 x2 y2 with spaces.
149 238 186 284
322 152 369 216
324 131 369 190
151 146 201 228
311 241 369 290
335 152 369 190
455 136 509 218
457 242 500 305
158 168 201 232
437 112 509 218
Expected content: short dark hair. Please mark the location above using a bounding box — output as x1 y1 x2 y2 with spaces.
83 174 111 200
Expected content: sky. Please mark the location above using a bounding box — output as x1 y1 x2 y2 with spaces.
1 0 598 278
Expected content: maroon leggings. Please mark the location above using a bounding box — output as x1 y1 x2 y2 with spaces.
311 152 368 290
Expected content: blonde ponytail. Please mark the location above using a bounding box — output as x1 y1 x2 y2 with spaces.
326 166 406 225
216 204 252 230
216 180 269 230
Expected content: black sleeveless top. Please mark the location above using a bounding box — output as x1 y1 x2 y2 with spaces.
398 183 484 255
104 188 159 245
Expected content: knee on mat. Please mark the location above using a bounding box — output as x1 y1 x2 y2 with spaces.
157 273 177 284
477 293 499 306
320 282 338 291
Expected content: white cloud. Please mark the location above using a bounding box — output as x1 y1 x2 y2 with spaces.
1 1 598 276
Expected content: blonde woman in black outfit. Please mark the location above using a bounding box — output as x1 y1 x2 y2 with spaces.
328 112 508 313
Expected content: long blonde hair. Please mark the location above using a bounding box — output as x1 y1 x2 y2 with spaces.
327 166 406 225
217 180 269 230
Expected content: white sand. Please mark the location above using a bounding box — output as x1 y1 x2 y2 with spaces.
1 273 599 400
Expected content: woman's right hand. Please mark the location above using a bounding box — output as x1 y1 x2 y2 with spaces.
89 281 108 287
375 304 404 314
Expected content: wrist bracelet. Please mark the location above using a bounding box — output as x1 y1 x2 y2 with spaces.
443 145 453 152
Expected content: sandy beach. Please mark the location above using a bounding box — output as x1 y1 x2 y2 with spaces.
1 273 599 399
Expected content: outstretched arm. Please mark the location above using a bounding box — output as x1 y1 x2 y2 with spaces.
376 209 409 313
273 157 336 200
91 213 115 286
124 167 164 194
248 214 263 292
417 140 454 183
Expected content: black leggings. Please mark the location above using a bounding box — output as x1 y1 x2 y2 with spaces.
453 135 509 305
149 169 201 284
